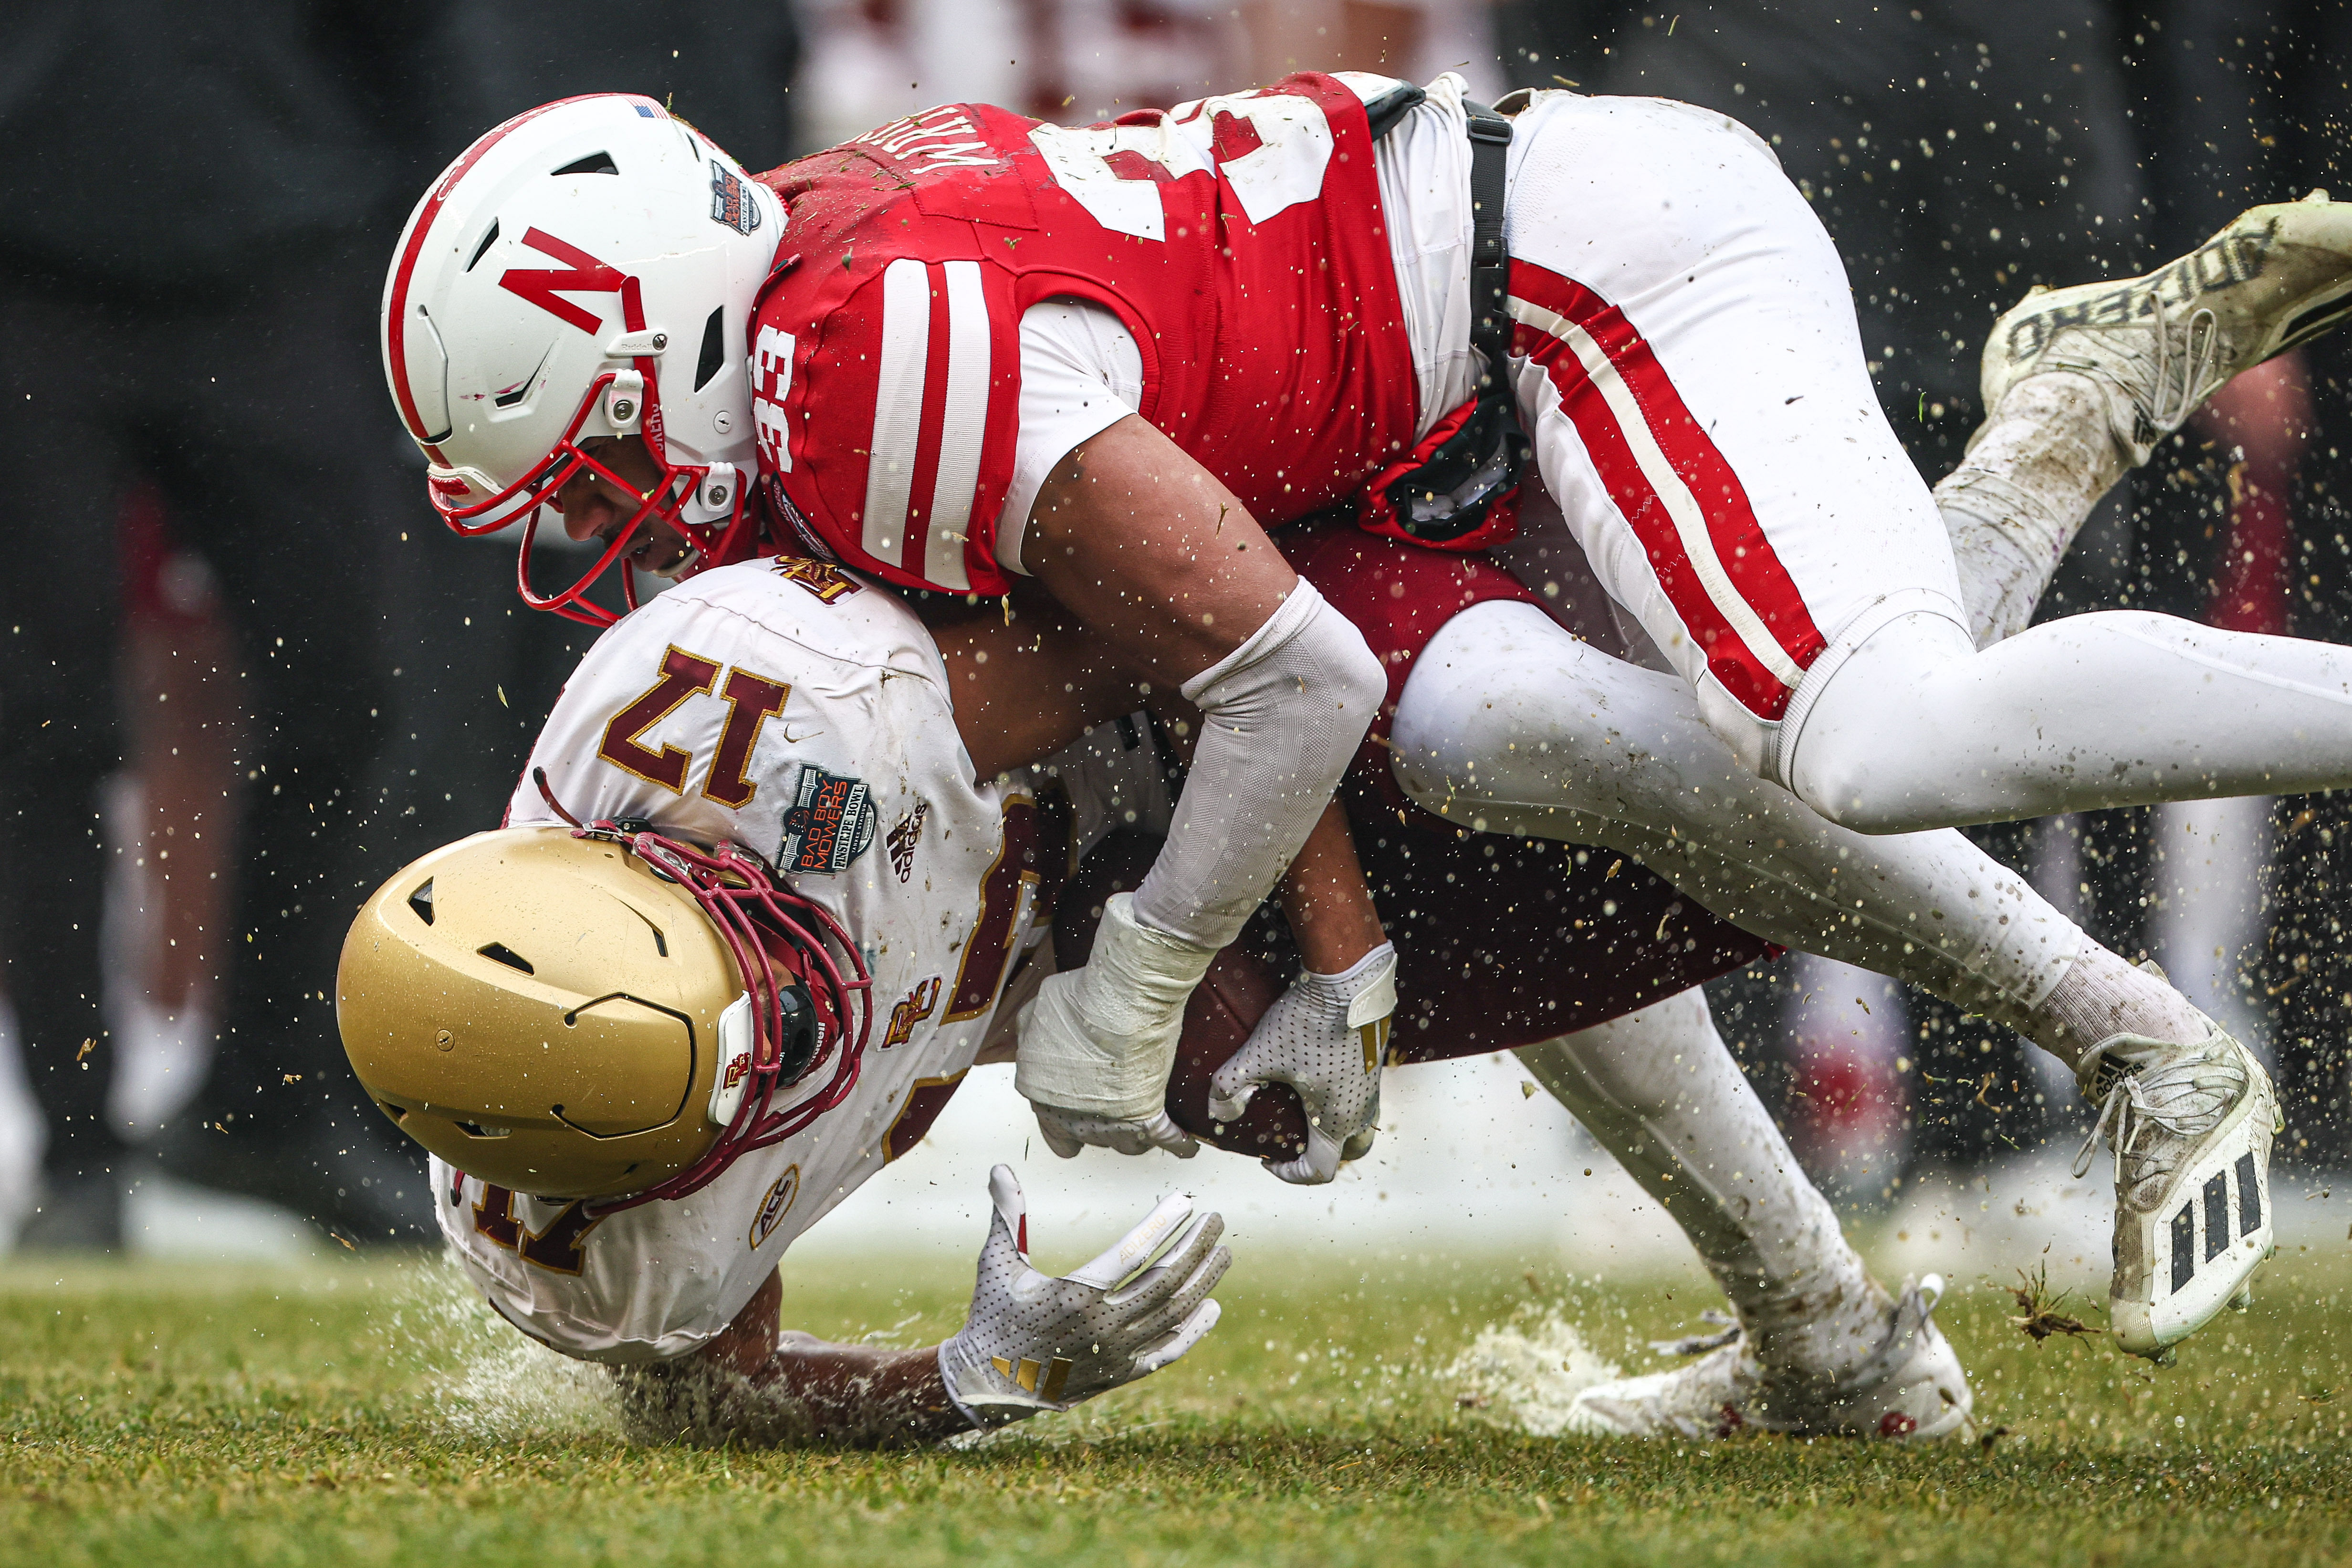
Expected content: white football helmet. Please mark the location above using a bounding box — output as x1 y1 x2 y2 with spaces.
382 94 785 625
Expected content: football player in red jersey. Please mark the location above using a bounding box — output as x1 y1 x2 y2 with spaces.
386 74 2352 1364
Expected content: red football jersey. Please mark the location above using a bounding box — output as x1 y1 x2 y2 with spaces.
746 73 1418 594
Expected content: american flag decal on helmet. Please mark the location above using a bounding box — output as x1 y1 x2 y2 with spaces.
710 163 762 235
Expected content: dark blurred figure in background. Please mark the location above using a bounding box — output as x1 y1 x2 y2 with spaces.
368 2 807 865
0 3 801 1251
0 6 423 1248
2132 0 2352 1170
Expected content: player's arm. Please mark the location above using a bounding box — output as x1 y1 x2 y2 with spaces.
1012 415 1388 1151
616 1268 969 1448
615 1166 1227 1449
926 569 1400 1182
919 580 1158 781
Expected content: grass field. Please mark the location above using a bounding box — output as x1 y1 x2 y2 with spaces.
4 1243 2350 1567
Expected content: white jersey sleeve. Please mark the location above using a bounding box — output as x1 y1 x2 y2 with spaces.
435 558 1050 1363
1364 70 1477 441
991 298 1147 578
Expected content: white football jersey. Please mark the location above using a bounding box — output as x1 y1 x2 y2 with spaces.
432 557 1046 1363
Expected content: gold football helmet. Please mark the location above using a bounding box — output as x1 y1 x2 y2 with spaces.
338 817 870 1208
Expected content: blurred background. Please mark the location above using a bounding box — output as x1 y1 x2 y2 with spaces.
6 1 2352 1283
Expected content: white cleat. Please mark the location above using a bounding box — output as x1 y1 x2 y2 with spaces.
2073 1025 2280 1362
1979 192 2352 464
1566 1276 1972 1442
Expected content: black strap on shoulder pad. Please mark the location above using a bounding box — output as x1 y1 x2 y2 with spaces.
1380 98 1529 543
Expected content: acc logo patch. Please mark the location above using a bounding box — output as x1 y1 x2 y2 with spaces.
749 1165 800 1249
782 765 878 875
709 163 763 235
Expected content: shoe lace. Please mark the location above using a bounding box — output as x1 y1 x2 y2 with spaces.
2069 1044 2243 1189
1753 1275 1944 1411
1848 1275 1944 1393
1651 1311 1742 1359
2146 292 2223 435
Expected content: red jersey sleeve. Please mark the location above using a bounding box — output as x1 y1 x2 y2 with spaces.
748 78 1415 594
751 139 1028 595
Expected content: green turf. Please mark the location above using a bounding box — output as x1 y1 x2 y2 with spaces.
3 1242 2349 1567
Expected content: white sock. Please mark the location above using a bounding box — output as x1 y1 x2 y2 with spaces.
1518 991 1892 1380
1935 373 2129 647
2027 942 2213 1076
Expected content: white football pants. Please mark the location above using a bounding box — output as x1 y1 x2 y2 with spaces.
1505 91 2352 832
1390 599 2081 1037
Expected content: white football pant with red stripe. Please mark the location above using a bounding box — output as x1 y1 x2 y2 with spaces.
1503 92 2352 833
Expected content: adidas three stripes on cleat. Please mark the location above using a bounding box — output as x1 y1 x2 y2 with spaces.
2072 1027 2280 1361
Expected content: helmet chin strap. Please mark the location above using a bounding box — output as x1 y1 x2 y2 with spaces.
531 768 875 1215
440 278 755 628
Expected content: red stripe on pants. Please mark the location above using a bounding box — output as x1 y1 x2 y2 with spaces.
1510 261 1825 719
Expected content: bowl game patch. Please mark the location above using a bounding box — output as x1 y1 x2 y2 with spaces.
782 765 878 874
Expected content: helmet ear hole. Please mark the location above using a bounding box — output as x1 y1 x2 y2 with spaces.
477 941 535 975
693 305 727 391
776 988 818 1082
465 220 500 272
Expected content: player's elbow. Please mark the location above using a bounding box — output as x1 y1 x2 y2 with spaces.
1323 613 1386 742
1188 582 1384 759
1271 585 1384 748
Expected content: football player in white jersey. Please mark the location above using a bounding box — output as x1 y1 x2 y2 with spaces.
337 542 1958 1444
340 554 1253 1442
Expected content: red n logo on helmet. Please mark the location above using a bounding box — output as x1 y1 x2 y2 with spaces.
500 228 626 333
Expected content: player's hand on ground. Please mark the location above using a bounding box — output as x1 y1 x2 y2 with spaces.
936 1165 1228 1426
1015 892 1216 1158
1208 944 1398 1185
1032 1105 1199 1159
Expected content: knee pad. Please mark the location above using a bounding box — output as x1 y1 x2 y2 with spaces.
1778 608 1978 833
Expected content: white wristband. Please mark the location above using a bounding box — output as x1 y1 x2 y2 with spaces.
1015 891 1217 1118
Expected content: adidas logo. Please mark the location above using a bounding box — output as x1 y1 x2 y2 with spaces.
2169 1151 2264 1294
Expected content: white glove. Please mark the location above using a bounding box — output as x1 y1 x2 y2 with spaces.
936 1164 1229 1427
1016 891 1216 1154
1207 943 1398 1185
1035 1106 1199 1160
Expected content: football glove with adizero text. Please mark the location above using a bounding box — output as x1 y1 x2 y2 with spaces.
1208 943 1398 1184
937 1165 1229 1427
